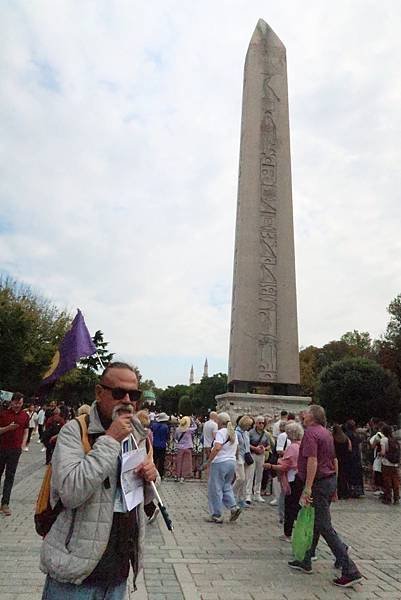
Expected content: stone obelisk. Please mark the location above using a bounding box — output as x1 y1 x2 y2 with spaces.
217 20 308 418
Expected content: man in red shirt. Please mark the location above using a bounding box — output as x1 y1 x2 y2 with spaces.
0 392 29 516
288 405 362 589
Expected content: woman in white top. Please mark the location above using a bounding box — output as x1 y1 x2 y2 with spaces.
205 412 242 523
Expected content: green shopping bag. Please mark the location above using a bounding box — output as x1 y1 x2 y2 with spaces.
291 506 315 561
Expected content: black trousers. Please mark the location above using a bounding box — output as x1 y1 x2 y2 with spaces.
38 424 44 441
284 476 304 537
153 447 166 478
0 448 22 505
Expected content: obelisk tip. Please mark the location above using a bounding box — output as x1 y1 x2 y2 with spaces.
250 18 285 49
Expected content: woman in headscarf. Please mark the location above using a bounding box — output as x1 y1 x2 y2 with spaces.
205 412 241 523
332 424 352 499
174 416 197 482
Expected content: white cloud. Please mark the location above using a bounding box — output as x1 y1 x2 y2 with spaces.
1 1 401 386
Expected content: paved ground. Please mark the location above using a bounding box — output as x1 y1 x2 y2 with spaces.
1 440 401 600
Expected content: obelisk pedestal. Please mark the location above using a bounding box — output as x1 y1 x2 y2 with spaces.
217 19 310 418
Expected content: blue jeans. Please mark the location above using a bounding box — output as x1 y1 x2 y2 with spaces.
42 575 127 600
208 460 237 517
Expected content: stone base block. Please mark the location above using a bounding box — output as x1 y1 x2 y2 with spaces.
215 392 311 422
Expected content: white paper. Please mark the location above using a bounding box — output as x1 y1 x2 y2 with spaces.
120 447 146 511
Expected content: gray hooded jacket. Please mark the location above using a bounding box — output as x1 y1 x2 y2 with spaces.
40 402 153 585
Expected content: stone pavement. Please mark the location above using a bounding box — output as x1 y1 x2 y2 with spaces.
2 440 401 600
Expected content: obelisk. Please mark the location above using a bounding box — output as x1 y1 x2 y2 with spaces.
227 19 301 399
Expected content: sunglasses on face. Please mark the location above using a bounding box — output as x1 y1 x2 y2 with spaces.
99 384 142 402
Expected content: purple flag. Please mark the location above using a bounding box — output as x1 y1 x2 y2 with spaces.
41 309 97 386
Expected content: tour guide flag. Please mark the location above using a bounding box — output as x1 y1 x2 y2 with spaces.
41 309 97 386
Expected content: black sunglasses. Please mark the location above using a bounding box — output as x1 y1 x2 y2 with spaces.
99 384 142 402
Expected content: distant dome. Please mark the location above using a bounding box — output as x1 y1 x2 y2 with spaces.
142 390 156 400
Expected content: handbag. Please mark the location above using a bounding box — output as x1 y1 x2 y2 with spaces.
244 451 254 465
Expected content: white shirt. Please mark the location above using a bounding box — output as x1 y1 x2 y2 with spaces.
28 412 38 428
276 432 291 452
212 428 238 463
370 432 383 472
203 419 218 448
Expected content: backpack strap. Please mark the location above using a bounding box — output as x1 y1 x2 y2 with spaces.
75 414 92 454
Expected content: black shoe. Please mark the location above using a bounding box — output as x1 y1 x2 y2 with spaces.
288 560 312 574
333 573 362 588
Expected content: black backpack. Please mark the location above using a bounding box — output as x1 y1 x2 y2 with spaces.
386 438 400 464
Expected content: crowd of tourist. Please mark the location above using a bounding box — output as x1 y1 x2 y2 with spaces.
1 381 400 594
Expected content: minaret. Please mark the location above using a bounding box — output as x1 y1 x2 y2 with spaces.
189 365 194 385
203 358 209 378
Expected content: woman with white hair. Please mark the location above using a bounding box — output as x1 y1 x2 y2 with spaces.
205 412 242 523
264 421 304 541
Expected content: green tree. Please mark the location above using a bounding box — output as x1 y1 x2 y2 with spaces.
375 294 401 387
340 330 373 357
80 330 114 372
299 346 319 397
0 276 70 395
158 384 191 415
317 357 401 425
178 395 193 416
192 373 228 416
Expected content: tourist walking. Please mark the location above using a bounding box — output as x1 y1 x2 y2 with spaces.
151 412 170 479
233 415 253 508
206 412 241 523
246 416 271 503
37 405 46 443
288 405 362 588
380 424 400 505
42 408 65 465
174 416 196 482
332 424 352 499
0 392 29 516
25 403 38 450
264 421 303 541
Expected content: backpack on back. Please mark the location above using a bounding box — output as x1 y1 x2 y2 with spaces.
386 438 401 465
34 414 92 537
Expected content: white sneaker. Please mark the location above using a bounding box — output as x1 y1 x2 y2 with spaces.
373 490 382 496
245 496 252 503
254 495 266 503
23 447 29 452
37 439 41 443
269 498 278 506
41 447 46 452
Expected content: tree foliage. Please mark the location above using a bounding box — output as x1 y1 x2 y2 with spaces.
192 373 227 416
158 384 191 415
80 330 114 372
0 276 70 395
178 395 193 416
317 357 401 425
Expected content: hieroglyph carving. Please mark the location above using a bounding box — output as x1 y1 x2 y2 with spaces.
258 68 281 381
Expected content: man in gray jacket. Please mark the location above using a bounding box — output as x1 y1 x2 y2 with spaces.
41 362 158 600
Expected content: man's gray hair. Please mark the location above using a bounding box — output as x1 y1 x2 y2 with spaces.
308 404 327 427
286 421 304 441
255 415 265 423
100 362 135 381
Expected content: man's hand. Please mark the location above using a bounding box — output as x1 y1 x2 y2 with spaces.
135 456 158 482
257 445 265 454
106 414 133 442
7 423 19 431
300 487 313 507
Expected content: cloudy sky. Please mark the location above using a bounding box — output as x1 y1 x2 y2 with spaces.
1 1 401 387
